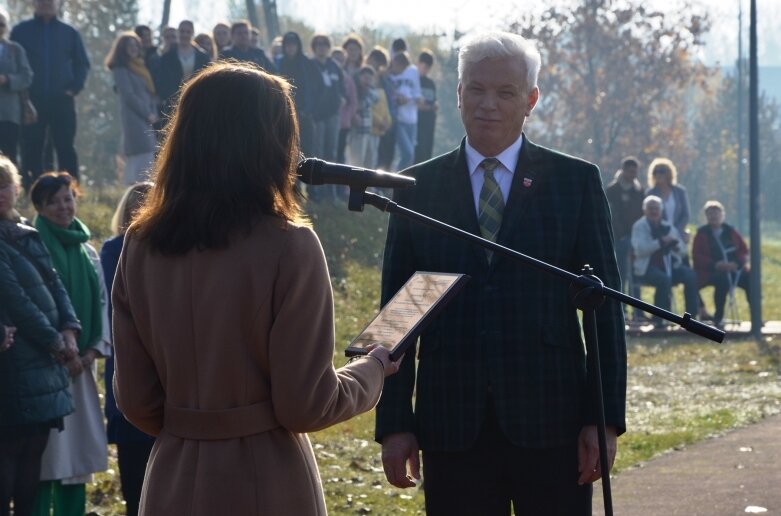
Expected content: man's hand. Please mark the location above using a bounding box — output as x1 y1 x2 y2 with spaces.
1 326 15 352
381 432 420 488
577 425 617 485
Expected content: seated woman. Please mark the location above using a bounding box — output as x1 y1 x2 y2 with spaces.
692 200 752 326
112 61 399 516
631 195 699 324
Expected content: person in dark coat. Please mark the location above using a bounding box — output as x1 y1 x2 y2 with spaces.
219 21 274 72
377 31 626 515
100 182 154 516
0 155 79 516
154 20 209 122
414 49 438 163
278 31 316 157
10 0 90 188
692 200 753 327
605 157 644 319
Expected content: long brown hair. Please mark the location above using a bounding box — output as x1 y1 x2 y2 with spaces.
105 31 141 69
132 61 304 255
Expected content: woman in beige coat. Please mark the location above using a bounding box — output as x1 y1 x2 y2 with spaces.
112 62 398 516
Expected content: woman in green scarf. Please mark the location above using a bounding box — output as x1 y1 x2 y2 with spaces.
29 172 110 516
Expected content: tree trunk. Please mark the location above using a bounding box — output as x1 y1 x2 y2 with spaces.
262 0 280 43
161 0 171 28
246 0 259 29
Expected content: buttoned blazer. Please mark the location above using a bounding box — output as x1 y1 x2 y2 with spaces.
376 136 627 451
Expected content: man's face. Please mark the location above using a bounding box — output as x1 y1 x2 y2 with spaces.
283 41 298 58
313 42 330 60
359 71 374 89
233 26 250 50
644 201 662 224
162 28 177 49
33 0 59 18
178 23 193 46
417 62 431 77
705 207 724 227
138 28 153 49
622 164 638 181
457 57 538 157
213 25 230 48
344 42 361 65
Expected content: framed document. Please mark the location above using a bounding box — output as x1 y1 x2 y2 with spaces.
345 272 469 361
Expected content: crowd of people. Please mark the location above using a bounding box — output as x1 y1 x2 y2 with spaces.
606 157 753 328
0 0 440 196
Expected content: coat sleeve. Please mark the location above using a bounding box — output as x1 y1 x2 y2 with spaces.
113 68 153 120
0 245 65 354
267 226 384 433
69 27 90 94
573 164 627 434
112 238 165 436
8 43 33 92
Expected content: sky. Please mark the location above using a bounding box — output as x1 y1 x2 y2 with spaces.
139 0 781 67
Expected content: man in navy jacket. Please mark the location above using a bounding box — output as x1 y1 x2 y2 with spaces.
377 31 626 515
11 0 89 188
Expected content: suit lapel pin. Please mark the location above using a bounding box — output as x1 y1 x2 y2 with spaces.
523 177 533 188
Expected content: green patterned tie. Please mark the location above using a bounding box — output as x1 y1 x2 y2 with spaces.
478 158 505 247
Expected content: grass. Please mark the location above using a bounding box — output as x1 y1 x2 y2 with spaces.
62 193 781 514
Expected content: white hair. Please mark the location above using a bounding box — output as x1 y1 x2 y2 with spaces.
457 31 541 92
643 195 663 210
0 7 8 22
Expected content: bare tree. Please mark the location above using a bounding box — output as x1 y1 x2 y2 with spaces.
510 1 711 177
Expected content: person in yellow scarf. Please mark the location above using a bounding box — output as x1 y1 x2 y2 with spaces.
105 32 159 185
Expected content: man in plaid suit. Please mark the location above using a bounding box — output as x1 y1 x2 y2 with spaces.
376 31 627 515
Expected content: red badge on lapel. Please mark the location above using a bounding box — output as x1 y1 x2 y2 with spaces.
523 177 533 188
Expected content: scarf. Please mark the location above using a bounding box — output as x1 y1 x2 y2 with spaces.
128 57 156 96
34 215 102 353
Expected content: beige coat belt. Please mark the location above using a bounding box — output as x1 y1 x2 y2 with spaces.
164 401 280 440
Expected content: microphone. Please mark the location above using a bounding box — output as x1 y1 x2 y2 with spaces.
297 158 416 189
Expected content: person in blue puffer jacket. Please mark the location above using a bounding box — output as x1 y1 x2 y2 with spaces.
0 155 79 516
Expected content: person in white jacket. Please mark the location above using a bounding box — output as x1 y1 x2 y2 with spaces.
631 195 698 324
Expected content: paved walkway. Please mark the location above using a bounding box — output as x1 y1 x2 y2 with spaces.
593 414 781 515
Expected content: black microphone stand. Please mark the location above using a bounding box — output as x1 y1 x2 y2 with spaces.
345 187 725 516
